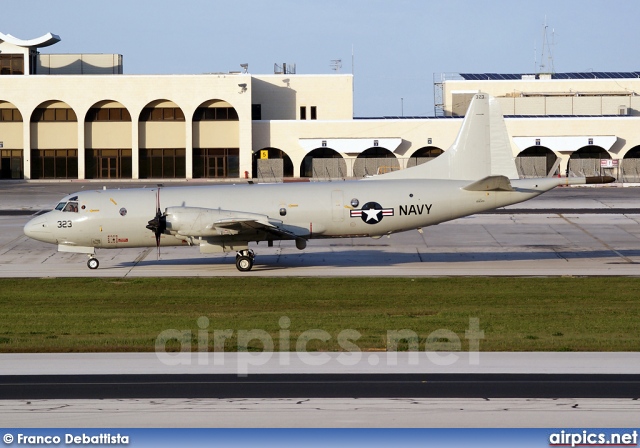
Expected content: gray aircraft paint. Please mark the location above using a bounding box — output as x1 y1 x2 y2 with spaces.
23 94 609 270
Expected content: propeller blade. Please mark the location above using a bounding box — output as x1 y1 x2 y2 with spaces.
145 187 166 261
156 187 160 260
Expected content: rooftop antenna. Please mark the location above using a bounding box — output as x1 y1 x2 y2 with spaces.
330 59 342 73
538 16 556 74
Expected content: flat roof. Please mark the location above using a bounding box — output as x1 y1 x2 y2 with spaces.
460 72 640 80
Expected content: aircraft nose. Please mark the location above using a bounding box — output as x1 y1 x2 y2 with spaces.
23 215 55 243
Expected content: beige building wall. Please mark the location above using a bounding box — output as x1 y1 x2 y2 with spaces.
0 74 253 179
85 122 132 149
2 68 640 181
254 118 463 177
252 75 353 120
0 102 23 149
255 113 640 178
194 122 240 148
31 122 77 149
444 79 640 117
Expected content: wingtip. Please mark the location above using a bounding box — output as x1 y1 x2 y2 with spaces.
585 176 616 184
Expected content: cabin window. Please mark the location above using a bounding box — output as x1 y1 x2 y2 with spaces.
63 202 78 213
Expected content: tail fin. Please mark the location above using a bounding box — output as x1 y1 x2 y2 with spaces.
378 93 519 181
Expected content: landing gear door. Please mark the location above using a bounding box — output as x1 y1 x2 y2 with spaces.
331 190 344 222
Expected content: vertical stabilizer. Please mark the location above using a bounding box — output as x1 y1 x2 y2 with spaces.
377 93 518 181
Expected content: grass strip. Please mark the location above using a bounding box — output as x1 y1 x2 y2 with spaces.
0 277 638 352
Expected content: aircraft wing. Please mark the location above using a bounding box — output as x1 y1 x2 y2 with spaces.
213 217 300 240
164 206 303 240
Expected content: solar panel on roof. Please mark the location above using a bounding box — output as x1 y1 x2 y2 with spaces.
453 71 640 81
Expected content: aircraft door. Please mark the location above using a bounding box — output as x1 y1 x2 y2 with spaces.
0 157 10 179
331 190 344 222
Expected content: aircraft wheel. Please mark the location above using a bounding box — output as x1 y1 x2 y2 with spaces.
236 255 253 272
87 258 99 270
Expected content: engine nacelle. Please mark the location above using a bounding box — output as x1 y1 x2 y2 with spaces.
164 206 271 238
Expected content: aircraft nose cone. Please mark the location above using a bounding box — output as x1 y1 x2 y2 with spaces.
23 216 54 243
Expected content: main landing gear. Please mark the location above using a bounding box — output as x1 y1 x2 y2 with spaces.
87 256 99 270
235 249 255 272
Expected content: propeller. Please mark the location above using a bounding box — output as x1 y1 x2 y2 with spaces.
145 187 167 260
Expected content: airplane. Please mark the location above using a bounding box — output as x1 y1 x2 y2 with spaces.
23 93 613 272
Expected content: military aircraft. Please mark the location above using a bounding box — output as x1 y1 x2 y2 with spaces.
23 93 613 271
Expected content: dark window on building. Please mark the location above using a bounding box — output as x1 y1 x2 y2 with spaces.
85 149 132 179
193 107 239 121
310 106 317 120
0 149 23 179
300 106 307 120
140 108 185 121
193 148 239 178
31 108 77 122
0 54 24 75
0 109 22 121
252 104 262 120
139 148 186 178
86 108 131 121
30 149 78 179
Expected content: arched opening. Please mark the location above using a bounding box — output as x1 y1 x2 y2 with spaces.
353 147 399 177
85 100 132 179
407 146 444 168
301 147 346 179
0 101 23 179
515 146 559 178
621 145 640 182
253 147 293 181
568 146 611 177
139 100 186 179
30 100 78 179
192 99 240 178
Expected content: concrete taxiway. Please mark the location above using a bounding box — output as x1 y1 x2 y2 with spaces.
3 397 638 428
1 182 640 277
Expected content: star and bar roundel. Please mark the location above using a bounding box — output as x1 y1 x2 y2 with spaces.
350 202 394 224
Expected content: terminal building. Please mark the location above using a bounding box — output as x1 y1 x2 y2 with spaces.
1 31 639 182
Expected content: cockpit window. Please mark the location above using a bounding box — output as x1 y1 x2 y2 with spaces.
62 202 79 213
55 202 66 211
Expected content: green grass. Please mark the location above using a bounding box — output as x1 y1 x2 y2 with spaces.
0 277 639 352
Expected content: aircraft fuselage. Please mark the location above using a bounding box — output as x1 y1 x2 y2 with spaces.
24 178 551 254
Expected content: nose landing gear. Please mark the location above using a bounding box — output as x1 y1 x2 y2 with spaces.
235 249 255 272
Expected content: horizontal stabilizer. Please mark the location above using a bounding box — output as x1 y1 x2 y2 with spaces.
463 175 513 192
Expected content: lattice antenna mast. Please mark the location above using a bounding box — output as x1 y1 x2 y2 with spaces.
538 17 556 74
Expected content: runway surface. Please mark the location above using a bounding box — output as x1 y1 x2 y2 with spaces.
2 353 640 427
2 373 640 400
